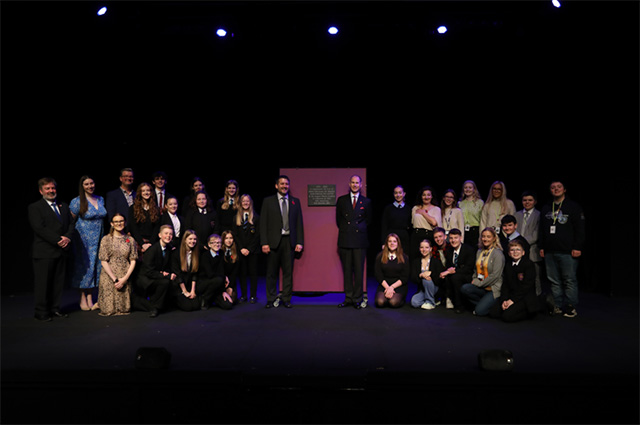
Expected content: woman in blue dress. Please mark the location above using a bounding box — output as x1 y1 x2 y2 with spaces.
70 175 107 310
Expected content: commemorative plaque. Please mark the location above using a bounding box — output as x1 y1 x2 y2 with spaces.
307 184 336 206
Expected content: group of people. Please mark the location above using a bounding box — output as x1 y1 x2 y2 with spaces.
28 169 585 323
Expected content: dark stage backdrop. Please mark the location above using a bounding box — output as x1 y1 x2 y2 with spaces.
2 1 638 296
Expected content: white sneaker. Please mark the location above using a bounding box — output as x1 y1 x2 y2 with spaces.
421 302 436 310
446 298 454 309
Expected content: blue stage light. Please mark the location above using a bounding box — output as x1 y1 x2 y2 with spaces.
97 6 107 16
328 26 339 35
437 25 448 34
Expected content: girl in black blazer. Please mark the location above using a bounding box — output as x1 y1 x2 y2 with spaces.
375 233 411 308
233 194 261 303
171 230 215 311
160 196 184 249
183 190 219 251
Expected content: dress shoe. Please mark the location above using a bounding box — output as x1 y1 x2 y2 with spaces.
283 301 293 308
265 302 274 309
354 303 363 310
34 314 52 322
250 297 257 304
338 302 352 308
149 309 159 318
51 310 68 318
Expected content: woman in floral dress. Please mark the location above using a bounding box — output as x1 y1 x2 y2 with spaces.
70 176 107 310
97 213 138 316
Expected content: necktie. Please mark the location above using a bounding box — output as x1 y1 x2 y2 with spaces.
281 197 289 232
453 252 459 266
158 192 163 208
352 195 357 209
51 202 61 221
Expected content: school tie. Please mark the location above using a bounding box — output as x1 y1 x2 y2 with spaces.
50 202 62 221
281 196 289 232
453 252 459 266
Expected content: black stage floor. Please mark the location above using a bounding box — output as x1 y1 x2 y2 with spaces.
2 278 638 424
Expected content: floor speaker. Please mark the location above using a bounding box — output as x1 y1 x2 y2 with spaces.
135 347 171 369
478 349 514 372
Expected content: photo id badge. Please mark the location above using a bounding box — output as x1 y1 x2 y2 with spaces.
550 225 556 234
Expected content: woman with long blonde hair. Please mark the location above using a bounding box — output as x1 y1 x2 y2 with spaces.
458 180 483 247
461 227 505 316
234 194 260 303
480 181 515 233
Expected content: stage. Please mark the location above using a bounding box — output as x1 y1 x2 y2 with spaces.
2 278 638 424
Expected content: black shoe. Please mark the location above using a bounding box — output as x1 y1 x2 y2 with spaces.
34 314 52 322
149 309 159 318
338 302 352 308
250 297 257 304
283 301 293 308
265 302 273 309
51 310 68 318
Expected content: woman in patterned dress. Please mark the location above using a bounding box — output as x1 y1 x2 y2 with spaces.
97 213 138 316
70 176 107 310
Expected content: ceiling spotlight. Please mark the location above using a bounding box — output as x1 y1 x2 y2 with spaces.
327 26 339 35
437 25 448 34
216 28 227 37
551 0 561 8
97 6 107 16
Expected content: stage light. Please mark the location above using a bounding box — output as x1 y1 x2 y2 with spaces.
97 6 107 16
216 28 227 37
437 25 448 34
552 0 561 8
327 26 339 35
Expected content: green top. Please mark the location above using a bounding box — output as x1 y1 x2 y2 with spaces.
458 198 484 227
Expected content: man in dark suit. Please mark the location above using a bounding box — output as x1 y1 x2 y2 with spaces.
336 175 372 309
440 228 475 313
260 175 304 308
28 177 75 321
133 225 175 317
105 168 135 223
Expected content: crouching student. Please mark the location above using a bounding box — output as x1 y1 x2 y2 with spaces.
198 234 234 310
171 230 216 311
410 239 444 310
460 227 505 316
489 240 540 322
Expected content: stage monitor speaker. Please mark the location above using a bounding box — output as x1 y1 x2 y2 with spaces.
478 349 514 372
135 347 171 370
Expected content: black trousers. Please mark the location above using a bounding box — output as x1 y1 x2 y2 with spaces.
172 279 217 311
132 278 170 312
198 277 234 310
339 247 366 304
33 257 67 316
238 252 259 299
265 236 294 303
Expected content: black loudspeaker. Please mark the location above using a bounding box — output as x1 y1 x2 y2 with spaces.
478 349 514 372
134 347 171 369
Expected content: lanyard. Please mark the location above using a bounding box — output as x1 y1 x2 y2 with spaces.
552 201 563 225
